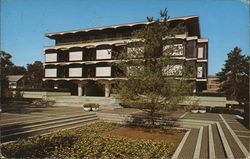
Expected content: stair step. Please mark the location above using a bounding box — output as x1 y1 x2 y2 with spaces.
193 127 204 159
200 126 209 159
216 122 234 158
1 117 99 143
208 125 216 159
177 128 199 158
1 113 96 129
219 114 249 157
1 114 98 135
211 124 227 158
220 122 246 158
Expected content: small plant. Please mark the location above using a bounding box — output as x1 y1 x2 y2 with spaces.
198 106 206 110
198 106 207 113
32 99 55 106
83 103 100 111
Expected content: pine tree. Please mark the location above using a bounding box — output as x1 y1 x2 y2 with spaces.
114 9 193 130
216 47 249 127
217 47 249 104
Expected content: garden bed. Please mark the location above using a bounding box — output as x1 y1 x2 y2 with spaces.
2 122 186 158
101 126 186 150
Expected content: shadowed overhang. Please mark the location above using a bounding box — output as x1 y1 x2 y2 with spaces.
45 15 200 39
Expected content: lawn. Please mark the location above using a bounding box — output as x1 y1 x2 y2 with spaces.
2 122 186 158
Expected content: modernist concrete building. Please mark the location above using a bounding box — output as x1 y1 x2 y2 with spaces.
43 16 208 97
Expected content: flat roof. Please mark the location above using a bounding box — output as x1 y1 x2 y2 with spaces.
7 75 24 82
45 15 199 38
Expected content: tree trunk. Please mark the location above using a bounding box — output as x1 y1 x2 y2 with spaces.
243 103 249 129
149 110 155 133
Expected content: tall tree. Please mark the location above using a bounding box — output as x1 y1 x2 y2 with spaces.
25 61 44 88
216 47 249 127
115 9 192 130
0 51 14 100
217 47 249 104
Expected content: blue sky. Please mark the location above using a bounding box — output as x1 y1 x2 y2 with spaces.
0 0 249 75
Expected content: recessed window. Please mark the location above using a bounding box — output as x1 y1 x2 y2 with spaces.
127 47 144 58
45 68 57 77
163 44 184 56
197 67 203 78
198 47 204 58
96 49 112 60
45 53 57 62
69 68 82 77
96 67 111 77
162 65 183 76
69 51 83 61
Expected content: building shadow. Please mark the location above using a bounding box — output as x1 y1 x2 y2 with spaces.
1 98 54 114
124 111 179 130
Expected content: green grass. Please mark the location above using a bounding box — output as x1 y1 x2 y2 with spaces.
2 122 173 158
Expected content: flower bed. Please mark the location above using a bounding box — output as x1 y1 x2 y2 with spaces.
2 122 176 158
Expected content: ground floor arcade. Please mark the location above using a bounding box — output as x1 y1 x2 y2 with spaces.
46 80 114 97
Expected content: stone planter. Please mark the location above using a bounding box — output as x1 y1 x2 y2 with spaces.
92 107 99 111
191 109 199 113
83 107 91 111
199 110 206 113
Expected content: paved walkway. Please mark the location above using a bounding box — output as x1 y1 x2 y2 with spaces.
172 112 249 159
1 104 249 158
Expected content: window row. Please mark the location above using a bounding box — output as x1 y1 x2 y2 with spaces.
45 44 195 63
45 67 112 78
45 65 205 78
45 49 112 62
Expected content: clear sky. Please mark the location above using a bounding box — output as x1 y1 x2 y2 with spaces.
0 0 249 75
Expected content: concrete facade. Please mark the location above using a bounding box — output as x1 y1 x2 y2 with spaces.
43 16 208 96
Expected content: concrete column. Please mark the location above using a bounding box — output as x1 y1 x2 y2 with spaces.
54 82 59 89
104 83 111 97
78 83 83 96
83 85 87 96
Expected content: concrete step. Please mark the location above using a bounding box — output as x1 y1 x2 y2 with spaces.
1 113 96 129
219 122 246 158
176 119 214 129
1 114 98 136
176 128 199 158
1 113 99 143
172 120 249 159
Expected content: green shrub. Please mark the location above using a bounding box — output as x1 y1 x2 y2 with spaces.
2 122 173 158
83 103 100 108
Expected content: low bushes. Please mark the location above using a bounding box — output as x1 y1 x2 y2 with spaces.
2 122 173 158
83 103 100 108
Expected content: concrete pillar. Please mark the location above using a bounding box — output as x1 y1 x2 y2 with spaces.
104 83 111 97
78 83 83 96
83 85 87 96
54 82 59 89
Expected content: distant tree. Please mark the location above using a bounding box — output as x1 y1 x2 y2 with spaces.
216 47 249 126
25 61 44 88
0 51 14 99
8 66 26 75
115 9 192 131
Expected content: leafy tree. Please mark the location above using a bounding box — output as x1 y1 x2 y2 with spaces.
114 9 192 130
216 47 249 126
8 66 26 75
0 51 14 100
25 61 44 88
